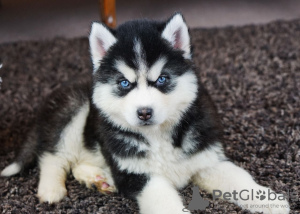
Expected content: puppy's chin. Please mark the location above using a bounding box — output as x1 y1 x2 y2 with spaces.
128 120 156 128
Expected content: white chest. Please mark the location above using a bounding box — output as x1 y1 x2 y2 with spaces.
113 131 222 188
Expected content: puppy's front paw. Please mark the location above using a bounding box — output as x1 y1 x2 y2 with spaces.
37 183 67 203
72 165 117 195
90 175 116 195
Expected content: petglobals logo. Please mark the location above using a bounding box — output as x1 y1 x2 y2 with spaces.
212 189 293 202
212 189 295 210
182 187 297 212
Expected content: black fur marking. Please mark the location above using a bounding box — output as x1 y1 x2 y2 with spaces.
83 104 101 151
15 126 38 173
172 82 223 155
83 100 150 197
36 77 91 155
106 136 147 158
83 103 148 153
171 106 194 148
111 166 149 199
84 106 149 198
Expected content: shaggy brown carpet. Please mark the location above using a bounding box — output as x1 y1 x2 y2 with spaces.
0 19 299 214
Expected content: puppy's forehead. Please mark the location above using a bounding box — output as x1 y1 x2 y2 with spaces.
133 39 147 73
114 58 166 83
114 39 167 82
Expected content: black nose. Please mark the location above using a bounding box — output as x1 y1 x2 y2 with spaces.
137 108 153 121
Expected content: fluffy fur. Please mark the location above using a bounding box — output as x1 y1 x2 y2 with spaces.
1 13 289 214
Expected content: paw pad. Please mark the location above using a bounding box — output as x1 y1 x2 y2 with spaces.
90 175 116 195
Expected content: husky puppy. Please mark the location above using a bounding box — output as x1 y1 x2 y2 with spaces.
1 14 289 214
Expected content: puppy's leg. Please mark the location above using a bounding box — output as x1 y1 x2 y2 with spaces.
193 161 290 214
137 175 190 214
37 153 70 203
72 163 116 194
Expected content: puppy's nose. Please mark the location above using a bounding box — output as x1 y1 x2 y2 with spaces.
137 108 153 121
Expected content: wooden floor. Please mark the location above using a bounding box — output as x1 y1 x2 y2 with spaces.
0 0 300 43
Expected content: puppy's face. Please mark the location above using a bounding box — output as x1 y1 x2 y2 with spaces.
90 14 198 130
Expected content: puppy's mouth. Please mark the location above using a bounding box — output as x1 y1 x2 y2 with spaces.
139 121 154 126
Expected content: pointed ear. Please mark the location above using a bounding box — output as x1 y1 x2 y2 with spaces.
161 13 191 59
89 22 117 72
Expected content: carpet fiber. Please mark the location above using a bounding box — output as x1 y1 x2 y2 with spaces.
0 19 299 213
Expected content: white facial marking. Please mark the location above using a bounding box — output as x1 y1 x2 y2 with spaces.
133 39 147 73
92 68 198 130
132 39 151 89
115 60 137 83
147 57 167 82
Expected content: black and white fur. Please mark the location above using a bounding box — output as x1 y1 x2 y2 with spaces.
1 14 289 214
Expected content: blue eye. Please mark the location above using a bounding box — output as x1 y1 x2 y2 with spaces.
120 80 130 88
156 76 166 85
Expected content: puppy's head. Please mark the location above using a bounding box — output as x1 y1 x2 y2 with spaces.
90 13 198 130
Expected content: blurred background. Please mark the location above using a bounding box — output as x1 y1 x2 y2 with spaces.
0 0 300 44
